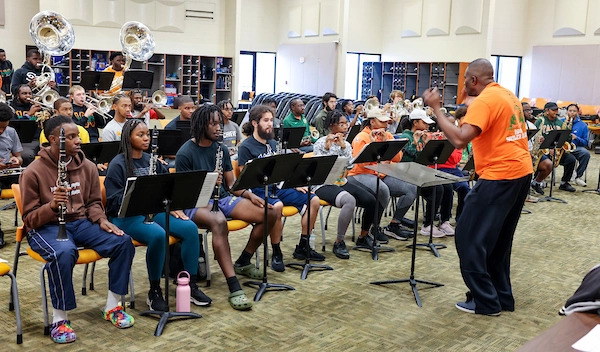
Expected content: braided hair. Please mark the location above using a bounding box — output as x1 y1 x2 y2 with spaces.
191 104 223 144
120 119 146 177
324 109 344 129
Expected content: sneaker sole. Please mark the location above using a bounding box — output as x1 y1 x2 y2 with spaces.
383 230 409 241
455 303 500 316
292 253 326 261
191 297 211 306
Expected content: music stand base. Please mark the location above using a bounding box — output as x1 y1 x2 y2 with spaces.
582 189 600 195
407 242 447 257
521 208 532 214
371 278 444 307
538 196 567 204
352 244 395 261
244 281 295 302
140 310 202 336
287 262 333 280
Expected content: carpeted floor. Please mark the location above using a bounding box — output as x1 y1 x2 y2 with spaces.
1 153 599 351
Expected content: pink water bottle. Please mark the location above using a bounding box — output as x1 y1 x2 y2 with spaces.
176 271 191 312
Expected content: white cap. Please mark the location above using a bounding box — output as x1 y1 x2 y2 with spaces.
409 108 435 124
366 108 391 122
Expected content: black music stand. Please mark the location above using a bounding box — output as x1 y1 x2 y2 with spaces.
157 129 184 155
118 170 212 336
231 153 303 301
370 162 464 307
279 127 305 153
283 155 337 280
80 71 114 93
413 139 455 257
10 120 37 144
346 125 360 143
538 129 572 204
175 120 192 145
527 129 539 140
350 140 407 260
81 141 120 164
122 70 154 91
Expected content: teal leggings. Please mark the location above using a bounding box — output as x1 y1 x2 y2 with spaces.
111 213 199 281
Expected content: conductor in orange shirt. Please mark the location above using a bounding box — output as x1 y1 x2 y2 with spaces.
423 58 533 316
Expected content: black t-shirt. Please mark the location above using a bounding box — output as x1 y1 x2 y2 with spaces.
72 103 106 141
237 135 278 167
175 139 232 197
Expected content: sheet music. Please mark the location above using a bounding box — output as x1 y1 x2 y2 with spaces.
196 172 218 208
324 157 348 185
572 324 600 352
118 177 138 218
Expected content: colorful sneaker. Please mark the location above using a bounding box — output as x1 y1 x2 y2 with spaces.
103 306 134 329
50 320 76 344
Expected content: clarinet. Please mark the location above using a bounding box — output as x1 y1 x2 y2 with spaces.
144 128 159 224
211 124 224 212
56 128 69 241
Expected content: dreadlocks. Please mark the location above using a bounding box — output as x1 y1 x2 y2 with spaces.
120 119 146 177
191 104 223 144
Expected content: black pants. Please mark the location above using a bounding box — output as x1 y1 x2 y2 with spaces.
341 182 378 231
559 152 576 183
421 185 444 226
455 174 531 314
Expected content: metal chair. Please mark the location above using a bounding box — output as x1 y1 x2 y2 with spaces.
1 262 22 344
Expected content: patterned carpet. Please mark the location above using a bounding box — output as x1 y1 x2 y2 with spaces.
1 153 599 351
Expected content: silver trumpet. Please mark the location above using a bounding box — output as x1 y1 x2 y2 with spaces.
83 95 113 120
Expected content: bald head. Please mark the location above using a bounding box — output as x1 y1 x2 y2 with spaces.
464 58 495 96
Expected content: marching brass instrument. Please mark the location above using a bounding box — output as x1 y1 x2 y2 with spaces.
84 95 113 120
29 11 75 100
120 21 155 70
150 90 168 107
391 100 409 121
0 91 6 104
363 97 380 117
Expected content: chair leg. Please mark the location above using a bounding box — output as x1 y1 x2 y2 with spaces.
7 272 23 344
82 264 89 295
203 231 211 288
90 262 95 291
325 206 333 230
14 205 18 227
319 206 326 252
41 265 50 336
129 270 135 309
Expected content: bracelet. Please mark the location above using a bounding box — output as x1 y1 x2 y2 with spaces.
241 190 247 198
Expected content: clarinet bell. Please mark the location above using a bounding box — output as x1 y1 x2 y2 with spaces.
56 224 69 241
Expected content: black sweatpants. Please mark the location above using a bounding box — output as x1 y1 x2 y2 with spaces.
455 174 531 314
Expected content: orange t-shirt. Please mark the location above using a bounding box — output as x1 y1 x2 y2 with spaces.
102 66 124 96
347 126 403 178
462 82 533 180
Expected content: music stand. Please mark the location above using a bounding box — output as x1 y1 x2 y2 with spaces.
9 120 37 144
118 170 213 336
231 153 303 301
413 139 455 257
350 139 407 260
346 125 360 143
538 129 572 204
80 71 114 93
175 120 192 145
157 129 184 156
81 141 120 164
122 70 154 91
280 127 305 153
527 129 539 140
369 162 464 307
283 155 337 279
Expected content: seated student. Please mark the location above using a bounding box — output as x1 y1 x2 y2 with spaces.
39 98 90 145
176 105 289 309
20 115 135 344
218 100 241 158
0 103 23 247
9 84 42 165
105 119 212 311
282 99 317 153
164 96 195 130
347 109 417 246
238 104 325 261
313 110 367 259
102 94 132 142
70 85 106 142
341 100 364 127
130 90 166 125
398 108 451 237
239 97 280 128
567 103 590 187
313 92 337 137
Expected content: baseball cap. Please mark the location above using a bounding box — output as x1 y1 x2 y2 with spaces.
367 108 391 122
409 108 435 124
544 102 559 110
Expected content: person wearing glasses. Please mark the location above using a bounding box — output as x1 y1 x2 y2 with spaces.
218 100 241 158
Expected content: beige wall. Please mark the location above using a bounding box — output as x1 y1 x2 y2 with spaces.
0 0 40 66
239 0 279 52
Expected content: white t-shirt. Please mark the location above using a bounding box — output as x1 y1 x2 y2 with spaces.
102 119 126 141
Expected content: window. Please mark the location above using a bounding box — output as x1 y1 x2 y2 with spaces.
491 55 522 97
345 52 381 100
238 51 276 100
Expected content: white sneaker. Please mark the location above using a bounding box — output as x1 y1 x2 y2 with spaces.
439 221 455 236
420 225 446 238
574 178 587 187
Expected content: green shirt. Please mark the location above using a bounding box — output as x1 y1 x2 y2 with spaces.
283 111 318 143
399 129 418 162
313 109 329 137
534 115 566 135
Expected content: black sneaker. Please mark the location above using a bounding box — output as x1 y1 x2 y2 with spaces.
332 240 350 259
531 182 544 195
401 217 415 229
372 226 389 244
383 223 412 241
190 285 212 306
270 254 285 272
147 287 169 312
355 234 374 249
292 245 326 261
559 182 576 192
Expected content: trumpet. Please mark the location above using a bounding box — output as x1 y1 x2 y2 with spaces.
84 95 113 120
26 97 56 112
150 90 168 108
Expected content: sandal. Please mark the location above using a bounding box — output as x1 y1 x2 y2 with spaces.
234 263 264 280
229 290 252 310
